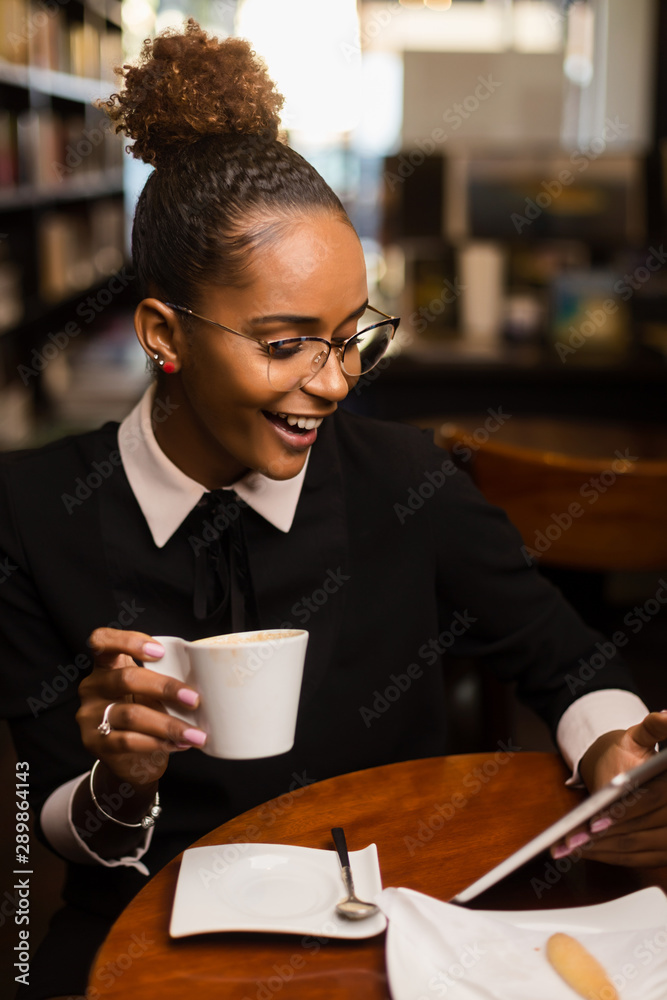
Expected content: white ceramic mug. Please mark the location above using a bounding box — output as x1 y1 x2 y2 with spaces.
143 629 308 759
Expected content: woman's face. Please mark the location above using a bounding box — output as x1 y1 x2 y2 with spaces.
159 212 368 487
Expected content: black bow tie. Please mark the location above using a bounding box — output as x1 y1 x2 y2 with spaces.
192 490 258 631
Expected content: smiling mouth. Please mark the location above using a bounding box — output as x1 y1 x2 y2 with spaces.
265 411 324 432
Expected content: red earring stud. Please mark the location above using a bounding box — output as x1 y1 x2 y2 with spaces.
152 353 176 374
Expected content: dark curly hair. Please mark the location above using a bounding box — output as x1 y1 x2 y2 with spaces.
98 19 355 309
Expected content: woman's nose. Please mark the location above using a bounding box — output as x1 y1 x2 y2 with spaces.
302 348 352 401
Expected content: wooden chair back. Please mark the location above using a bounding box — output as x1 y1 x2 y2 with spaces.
435 422 667 572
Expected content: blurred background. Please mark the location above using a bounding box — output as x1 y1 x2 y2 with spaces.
0 0 665 443
1 0 667 991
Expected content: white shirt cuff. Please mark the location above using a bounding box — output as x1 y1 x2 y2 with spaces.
40 772 154 876
556 689 651 787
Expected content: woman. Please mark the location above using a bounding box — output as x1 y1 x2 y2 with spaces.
2 21 666 1000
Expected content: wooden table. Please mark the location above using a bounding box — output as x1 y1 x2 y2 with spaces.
89 752 659 999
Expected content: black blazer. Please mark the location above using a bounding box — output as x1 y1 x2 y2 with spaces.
0 409 638 920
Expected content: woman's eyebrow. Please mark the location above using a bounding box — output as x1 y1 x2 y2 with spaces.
247 299 369 327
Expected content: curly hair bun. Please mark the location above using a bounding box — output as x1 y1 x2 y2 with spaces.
99 19 285 167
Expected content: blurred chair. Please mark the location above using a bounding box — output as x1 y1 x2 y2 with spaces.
415 415 667 753
430 417 667 572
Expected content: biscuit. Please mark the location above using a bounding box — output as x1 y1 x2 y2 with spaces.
546 932 618 999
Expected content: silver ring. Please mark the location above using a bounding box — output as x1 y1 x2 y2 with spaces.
97 702 117 736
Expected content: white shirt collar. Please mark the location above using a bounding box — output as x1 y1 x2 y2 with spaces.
118 385 308 547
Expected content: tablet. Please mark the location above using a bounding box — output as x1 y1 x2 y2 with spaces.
451 746 667 905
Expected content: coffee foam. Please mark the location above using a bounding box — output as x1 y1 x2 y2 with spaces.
192 630 301 646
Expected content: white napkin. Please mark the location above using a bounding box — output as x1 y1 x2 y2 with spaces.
377 886 667 1000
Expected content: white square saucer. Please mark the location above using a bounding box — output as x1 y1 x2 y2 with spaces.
170 842 387 939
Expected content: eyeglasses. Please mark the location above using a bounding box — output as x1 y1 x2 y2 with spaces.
163 301 400 392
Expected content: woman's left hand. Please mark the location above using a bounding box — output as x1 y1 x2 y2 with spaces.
551 710 667 867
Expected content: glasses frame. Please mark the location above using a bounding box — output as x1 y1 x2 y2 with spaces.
162 301 400 386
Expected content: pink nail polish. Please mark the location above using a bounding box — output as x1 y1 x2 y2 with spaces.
552 844 573 859
177 688 199 707
567 832 591 849
183 728 207 747
142 641 165 659
174 742 192 749
590 817 613 833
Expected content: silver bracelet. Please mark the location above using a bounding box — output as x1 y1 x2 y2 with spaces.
89 759 161 830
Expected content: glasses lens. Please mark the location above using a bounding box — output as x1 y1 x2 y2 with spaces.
264 319 395 390
265 340 329 392
343 323 394 377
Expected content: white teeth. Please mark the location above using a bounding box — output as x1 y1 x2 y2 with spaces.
271 410 324 431
270 412 323 431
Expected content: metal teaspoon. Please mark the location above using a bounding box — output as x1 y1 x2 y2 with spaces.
331 827 380 920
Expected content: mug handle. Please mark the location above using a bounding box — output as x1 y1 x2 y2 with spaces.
142 636 195 726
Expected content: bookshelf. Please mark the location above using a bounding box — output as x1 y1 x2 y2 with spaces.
0 0 128 443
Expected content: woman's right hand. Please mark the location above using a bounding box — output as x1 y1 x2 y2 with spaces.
76 627 207 788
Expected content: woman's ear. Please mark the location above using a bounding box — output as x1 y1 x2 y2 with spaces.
134 298 182 373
